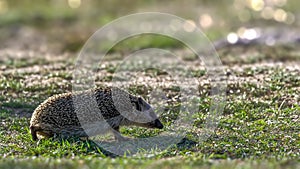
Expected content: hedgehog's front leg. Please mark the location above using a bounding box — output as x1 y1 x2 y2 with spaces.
30 125 54 140
112 126 130 142
30 125 39 141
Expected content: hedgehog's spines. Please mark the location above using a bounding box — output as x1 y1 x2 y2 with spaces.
30 86 163 141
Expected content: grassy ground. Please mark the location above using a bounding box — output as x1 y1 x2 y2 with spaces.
0 43 299 168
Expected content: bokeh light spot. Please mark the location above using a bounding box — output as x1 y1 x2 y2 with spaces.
199 14 213 29
68 0 81 9
183 20 196 32
274 8 287 22
261 7 275 19
243 28 260 40
237 27 246 38
250 0 265 11
238 27 260 40
227 32 239 44
285 12 295 24
0 0 8 14
170 19 182 32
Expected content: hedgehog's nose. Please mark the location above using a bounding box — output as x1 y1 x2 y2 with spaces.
154 119 164 129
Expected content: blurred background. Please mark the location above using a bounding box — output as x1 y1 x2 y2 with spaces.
0 0 298 55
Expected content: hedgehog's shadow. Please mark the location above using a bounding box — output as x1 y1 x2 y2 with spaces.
88 135 197 157
49 135 197 157
47 136 117 157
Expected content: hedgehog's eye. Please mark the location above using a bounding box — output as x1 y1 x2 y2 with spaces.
137 97 143 104
135 101 142 111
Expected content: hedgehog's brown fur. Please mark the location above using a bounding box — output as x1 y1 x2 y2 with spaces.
30 87 163 141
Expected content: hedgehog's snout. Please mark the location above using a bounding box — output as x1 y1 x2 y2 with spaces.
153 119 164 129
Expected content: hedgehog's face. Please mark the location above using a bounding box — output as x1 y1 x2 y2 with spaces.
130 97 163 129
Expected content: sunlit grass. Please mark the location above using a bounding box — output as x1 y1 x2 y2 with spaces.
0 49 299 168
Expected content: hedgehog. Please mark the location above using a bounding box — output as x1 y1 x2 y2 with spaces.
29 87 163 141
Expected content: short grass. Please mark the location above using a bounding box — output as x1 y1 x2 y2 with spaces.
0 43 300 168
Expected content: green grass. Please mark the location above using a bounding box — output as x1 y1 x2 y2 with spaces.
0 47 299 168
